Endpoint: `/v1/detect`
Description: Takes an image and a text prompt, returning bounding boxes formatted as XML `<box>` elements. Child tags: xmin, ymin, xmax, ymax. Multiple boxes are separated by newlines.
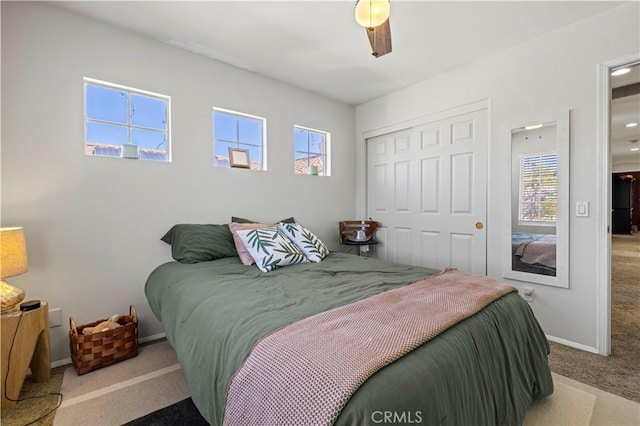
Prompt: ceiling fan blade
<box><xmin>366</xmin><ymin>19</ymin><xmax>392</xmax><ymax>58</ymax></box>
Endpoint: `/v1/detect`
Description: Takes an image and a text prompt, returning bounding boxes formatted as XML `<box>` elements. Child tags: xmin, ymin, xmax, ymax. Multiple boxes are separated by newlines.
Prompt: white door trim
<box><xmin>596</xmin><ymin>54</ymin><xmax>640</xmax><ymax>356</ymax></box>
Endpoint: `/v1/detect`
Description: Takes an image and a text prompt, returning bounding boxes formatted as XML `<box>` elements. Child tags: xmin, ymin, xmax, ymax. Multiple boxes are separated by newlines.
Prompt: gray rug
<box><xmin>123</xmin><ymin>398</ymin><xmax>207</xmax><ymax>426</ymax></box>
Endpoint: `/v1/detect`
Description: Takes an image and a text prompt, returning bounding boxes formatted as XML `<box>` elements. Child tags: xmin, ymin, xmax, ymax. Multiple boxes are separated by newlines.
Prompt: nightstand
<box><xmin>1</xmin><ymin>301</ymin><xmax>51</xmax><ymax>407</ymax></box>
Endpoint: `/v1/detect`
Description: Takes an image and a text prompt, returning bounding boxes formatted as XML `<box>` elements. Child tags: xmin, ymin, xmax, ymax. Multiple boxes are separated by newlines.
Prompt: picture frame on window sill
<box><xmin>229</xmin><ymin>148</ymin><xmax>250</xmax><ymax>169</ymax></box>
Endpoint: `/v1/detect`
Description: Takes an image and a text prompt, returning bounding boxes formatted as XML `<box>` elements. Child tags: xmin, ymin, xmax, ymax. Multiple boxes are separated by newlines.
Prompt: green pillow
<box><xmin>161</xmin><ymin>224</ymin><xmax>238</xmax><ymax>264</ymax></box>
<box><xmin>231</xmin><ymin>216</ymin><xmax>295</xmax><ymax>224</ymax></box>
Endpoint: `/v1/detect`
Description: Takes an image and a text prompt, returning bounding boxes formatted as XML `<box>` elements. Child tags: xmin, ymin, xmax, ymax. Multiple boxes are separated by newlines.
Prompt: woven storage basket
<box><xmin>69</xmin><ymin>305</ymin><xmax>138</xmax><ymax>375</ymax></box>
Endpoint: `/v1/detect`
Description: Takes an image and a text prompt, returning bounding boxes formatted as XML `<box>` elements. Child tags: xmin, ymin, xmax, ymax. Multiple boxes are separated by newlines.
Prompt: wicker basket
<box><xmin>69</xmin><ymin>305</ymin><xmax>138</xmax><ymax>375</ymax></box>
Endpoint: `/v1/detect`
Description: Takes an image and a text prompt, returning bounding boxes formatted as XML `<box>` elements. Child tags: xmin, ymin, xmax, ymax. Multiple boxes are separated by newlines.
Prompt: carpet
<box><xmin>0</xmin><ymin>367</ymin><xmax>64</xmax><ymax>426</ymax></box>
<box><xmin>124</xmin><ymin>385</ymin><xmax>640</xmax><ymax>426</ymax></box>
<box><xmin>81</xmin><ymin>372</ymin><xmax>640</xmax><ymax>426</ymax></box>
<box><xmin>53</xmin><ymin>340</ymin><xmax>189</xmax><ymax>426</ymax></box>
<box><xmin>548</xmin><ymin>234</ymin><xmax>640</xmax><ymax>403</ymax></box>
<box><xmin>49</xmin><ymin>340</ymin><xmax>639</xmax><ymax>426</ymax></box>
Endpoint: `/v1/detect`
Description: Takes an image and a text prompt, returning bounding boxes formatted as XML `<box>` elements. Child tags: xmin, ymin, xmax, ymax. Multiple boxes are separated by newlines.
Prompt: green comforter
<box><xmin>145</xmin><ymin>252</ymin><xmax>553</xmax><ymax>425</ymax></box>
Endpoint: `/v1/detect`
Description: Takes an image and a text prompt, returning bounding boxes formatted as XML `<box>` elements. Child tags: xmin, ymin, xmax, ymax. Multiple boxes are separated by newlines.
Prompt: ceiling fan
<box><xmin>355</xmin><ymin>0</ymin><xmax>392</xmax><ymax>58</ymax></box>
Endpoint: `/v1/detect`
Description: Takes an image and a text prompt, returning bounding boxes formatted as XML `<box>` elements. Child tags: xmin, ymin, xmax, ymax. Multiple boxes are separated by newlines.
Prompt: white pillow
<box><xmin>278</xmin><ymin>222</ymin><xmax>329</xmax><ymax>263</ymax></box>
<box><xmin>235</xmin><ymin>226</ymin><xmax>309</xmax><ymax>272</ymax></box>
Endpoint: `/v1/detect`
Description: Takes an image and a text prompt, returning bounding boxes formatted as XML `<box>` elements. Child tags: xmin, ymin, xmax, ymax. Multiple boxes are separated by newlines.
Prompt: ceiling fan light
<box><xmin>355</xmin><ymin>0</ymin><xmax>390</xmax><ymax>28</ymax></box>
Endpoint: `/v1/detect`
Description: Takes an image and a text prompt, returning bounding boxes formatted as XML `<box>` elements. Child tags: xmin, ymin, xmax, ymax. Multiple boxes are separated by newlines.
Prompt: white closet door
<box><xmin>366</xmin><ymin>108</ymin><xmax>488</xmax><ymax>274</ymax></box>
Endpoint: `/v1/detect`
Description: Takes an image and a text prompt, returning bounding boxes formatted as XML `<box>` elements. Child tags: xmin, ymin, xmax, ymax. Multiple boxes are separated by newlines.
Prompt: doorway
<box><xmin>595</xmin><ymin>56</ymin><xmax>639</xmax><ymax>356</ymax></box>
<box><xmin>609</xmin><ymin>62</ymin><xmax>640</xmax><ymax>363</ymax></box>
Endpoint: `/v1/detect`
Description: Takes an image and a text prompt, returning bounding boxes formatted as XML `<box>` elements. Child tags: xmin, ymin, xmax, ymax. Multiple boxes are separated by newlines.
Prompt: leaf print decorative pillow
<box><xmin>235</xmin><ymin>226</ymin><xmax>309</xmax><ymax>272</ymax></box>
<box><xmin>278</xmin><ymin>222</ymin><xmax>330</xmax><ymax>263</ymax></box>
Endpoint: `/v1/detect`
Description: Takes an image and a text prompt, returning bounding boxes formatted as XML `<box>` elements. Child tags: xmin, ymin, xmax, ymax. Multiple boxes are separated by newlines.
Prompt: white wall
<box><xmin>1</xmin><ymin>2</ymin><xmax>355</xmax><ymax>363</ymax></box>
<box><xmin>356</xmin><ymin>3</ymin><xmax>639</xmax><ymax>351</ymax></box>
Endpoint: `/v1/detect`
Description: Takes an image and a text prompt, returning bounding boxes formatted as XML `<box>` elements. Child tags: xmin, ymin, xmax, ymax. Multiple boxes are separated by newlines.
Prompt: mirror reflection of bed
<box><xmin>511</xmin><ymin>232</ymin><xmax>556</xmax><ymax>276</ymax></box>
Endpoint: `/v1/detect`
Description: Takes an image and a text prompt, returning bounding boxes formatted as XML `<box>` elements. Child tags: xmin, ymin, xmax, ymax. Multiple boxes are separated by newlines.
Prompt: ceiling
<box><xmin>51</xmin><ymin>1</ymin><xmax>623</xmax><ymax>106</ymax></box>
<box><xmin>50</xmin><ymin>1</ymin><xmax>636</xmax><ymax>167</ymax></box>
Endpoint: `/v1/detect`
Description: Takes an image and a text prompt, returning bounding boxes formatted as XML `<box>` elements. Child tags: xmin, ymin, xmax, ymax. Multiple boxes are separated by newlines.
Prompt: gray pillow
<box><xmin>161</xmin><ymin>224</ymin><xmax>238</xmax><ymax>264</ymax></box>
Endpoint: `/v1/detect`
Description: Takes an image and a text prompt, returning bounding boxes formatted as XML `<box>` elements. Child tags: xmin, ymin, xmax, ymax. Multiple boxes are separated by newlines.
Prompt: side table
<box><xmin>1</xmin><ymin>300</ymin><xmax>51</xmax><ymax>407</ymax></box>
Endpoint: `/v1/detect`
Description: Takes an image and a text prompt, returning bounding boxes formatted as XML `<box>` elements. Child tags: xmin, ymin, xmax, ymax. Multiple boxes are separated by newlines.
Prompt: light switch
<box><xmin>576</xmin><ymin>201</ymin><xmax>589</xmax><ymax>217</ymax></box>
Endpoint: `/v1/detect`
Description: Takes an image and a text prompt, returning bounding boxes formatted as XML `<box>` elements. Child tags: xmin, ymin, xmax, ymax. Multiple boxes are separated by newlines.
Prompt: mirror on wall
<box><xmin>503</xmin><ymin>112</ymin><xmax>569</xmax><ymax>288</ymax></box>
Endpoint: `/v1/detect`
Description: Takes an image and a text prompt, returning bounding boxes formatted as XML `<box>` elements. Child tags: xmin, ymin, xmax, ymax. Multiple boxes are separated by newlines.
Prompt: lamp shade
<box><xmin>355</xmin><ymin>0</ymin><xmax>390</xmax><ymax>28</ymax></box>
<box><xmin>1</xmin><ymin>227</ymin><xmax>28</xmax><ymax>279</ymax></box>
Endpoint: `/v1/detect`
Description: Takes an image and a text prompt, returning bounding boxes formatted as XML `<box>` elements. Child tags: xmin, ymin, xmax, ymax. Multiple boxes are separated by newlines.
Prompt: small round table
<box><xmin>342</xmin><ymin>238</ymin><xmax>379</xmax><ymax>256</ymax></box>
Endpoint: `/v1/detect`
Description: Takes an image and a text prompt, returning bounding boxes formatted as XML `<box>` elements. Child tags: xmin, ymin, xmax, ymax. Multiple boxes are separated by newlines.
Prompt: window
<box><xmin>519</xmin><ymin>153</ymin><xmax>558</xmax><ymax>223</ymax></box>
<box><xmin>294</xmin><ymin>126</ymin><xmax>330</xmax><ymax>176</ymax></box>
<box><xmin>84</xmin><ymin>78</ymin><xmax>170</xmax><ymax>161</ymax></box>
<box><xmin>213</xmin><ymin>108</ymin><xmax>265</xmax><ymax>170</ymax></box>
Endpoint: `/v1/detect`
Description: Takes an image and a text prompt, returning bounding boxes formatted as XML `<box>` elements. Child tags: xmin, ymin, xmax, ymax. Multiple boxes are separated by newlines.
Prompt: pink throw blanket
<box><xmin>515</xmin><ymin>235</ymin><xmax>556</xmax><ymax>268</ymax></box>
<box><xmin>223</xmin><ymin>269</ymin><xmax>516</xmax><ymax>426</ymax></box>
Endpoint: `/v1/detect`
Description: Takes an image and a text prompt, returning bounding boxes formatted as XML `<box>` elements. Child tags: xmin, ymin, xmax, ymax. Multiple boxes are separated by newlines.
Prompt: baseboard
<box><xmin>50</xmin><ymin>332</ymin><xmax>167</xmax><ymax>368</ymax></box>
<box><xmin>139</xmin><ymin>332</ymin><xmax>166</xmax><ymax>344</ymax></box>
<box><xmin>52</xmin><ymin>357</ymin><xmax>72</xmax><ymax>368</ymax></box>
<box><xmin>546</xmin><ymin>334</ymin><xmax>600</xmax><ymax>355</ymax></box>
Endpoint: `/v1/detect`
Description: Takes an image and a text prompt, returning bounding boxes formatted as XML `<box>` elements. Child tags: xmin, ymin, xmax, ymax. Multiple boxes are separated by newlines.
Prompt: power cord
<box><xmin>4</xmin><ymin>310</ymin><xmax>64</xmax><ymax>425</ymax></box>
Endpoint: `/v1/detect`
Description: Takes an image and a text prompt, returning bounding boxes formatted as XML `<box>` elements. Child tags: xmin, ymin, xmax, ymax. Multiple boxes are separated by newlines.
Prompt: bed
<box><xmin>511</xmin><ymin>232</ymin><xmax>557</xmax><ymax>276</ymax></box>
<box><xmin>146</xmin><ymin>246</ymin><xmax>553</xmax><ymax>425</ymax></box>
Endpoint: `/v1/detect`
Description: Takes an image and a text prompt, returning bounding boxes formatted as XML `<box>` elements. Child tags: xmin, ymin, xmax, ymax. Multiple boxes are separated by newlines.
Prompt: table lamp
<box><xmin>0</xmin><ymin>227</ymin><xmax>28</xmax><ymax>312</ymax></box>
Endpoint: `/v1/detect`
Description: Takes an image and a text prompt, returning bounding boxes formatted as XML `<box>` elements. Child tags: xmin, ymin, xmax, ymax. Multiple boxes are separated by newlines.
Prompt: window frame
<box><xmin>293</xmin><ymin>125</ymin><xmax>331</xmax><ymax>176</ymax></box>
<box><xmin>83</xmin><ymin>77</ymin><xmax>171</xmax><ymax>162</ymax></box>
<box><xmin>518</xmin><ymin>151</ymin><xmax>558</xmax><ymax>226</ymax></box>
<box><xmin>212</xmin><ymin>107</ymin><xmax>267</xmax><ymax>170</ymax></box>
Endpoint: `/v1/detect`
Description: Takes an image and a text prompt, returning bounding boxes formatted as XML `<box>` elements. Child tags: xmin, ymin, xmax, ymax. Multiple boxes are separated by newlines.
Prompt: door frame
<box><xmin>356</xmin><ymin>98</ymin><xmax>490</xmax><ymax>260</ymax></box>
<box><xmin>596</xmin><ymin>54</ymin><xmax>640</xmax><ymax>356</ymax></box>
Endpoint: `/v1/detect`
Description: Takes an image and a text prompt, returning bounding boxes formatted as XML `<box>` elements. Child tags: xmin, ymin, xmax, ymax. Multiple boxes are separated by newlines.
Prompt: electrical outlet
<box><xmin>522</xmin><ymin>287</ymin><xmax>534</xmax><ymax>303</ymax></box>
<box><xmin>49</xmin><ymin>308</ymin><xmax>62</xmax><ymax>328</ymax></box>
